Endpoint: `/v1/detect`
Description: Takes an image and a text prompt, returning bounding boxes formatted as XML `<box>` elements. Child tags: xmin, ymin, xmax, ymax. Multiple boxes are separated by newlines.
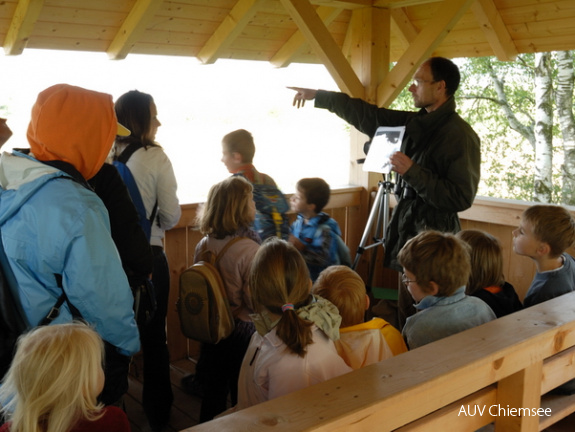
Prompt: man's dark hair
<box><xmin>428</xmin><ymin>57</ymin><xmax>460</xmax><ymax>97</ymax></box>
<box><xmin>297</xmin><ymin>178</ymin><xmax>330</xmax><ymax>213</ymax></box>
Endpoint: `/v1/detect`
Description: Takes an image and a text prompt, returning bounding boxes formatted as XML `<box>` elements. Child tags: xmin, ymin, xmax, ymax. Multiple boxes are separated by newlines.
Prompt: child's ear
<box><xmin>232</xmin><ymin>152</ymin><xmax>243</xmax><ymax>163</ymax></box>
<box><xmin>364</xmin><ymin>294</ymin><xmax>370</xmax><ymax>311</ymax></box>
<box><xmin>428</xmin><ymin>281</ymin><xmax>440</xmax><ymax>296</ymax></box>
<box><xmin>536</xmin><ymin>242</ymin><xmax>551</xmax><ymax>257</ymax></box>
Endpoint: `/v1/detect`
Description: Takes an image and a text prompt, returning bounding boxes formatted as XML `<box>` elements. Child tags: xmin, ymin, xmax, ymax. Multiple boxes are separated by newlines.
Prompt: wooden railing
<box><xmin>182</xmin><ymin>292</ymin><xmax>575</xmax><ymax>432</ymax></box>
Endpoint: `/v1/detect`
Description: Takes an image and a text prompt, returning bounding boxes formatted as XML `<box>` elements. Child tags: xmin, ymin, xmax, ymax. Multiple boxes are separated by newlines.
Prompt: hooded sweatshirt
<box><xmin>27</xmin><ymin>84</ymin><xmax>120</xmax><ymax>180</ymax></box>
<box><xmin>0</xmin><ymin>84</ymin><xmax>139</xmax><ymax>356</ymax></box>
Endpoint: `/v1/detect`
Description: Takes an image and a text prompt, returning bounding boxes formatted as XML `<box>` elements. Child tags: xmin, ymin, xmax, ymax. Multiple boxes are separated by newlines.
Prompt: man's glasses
<box><xmin>411</xmin><ymin>78</ymin><xmax>437</xmax><ymax>87</ymax></box>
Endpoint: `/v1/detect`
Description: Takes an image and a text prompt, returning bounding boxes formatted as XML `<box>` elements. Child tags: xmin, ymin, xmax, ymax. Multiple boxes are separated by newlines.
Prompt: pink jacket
<box><xmin>236</xmin><ymin>325</ymin><xmax>352</xmax><ymax>409</ymax></box>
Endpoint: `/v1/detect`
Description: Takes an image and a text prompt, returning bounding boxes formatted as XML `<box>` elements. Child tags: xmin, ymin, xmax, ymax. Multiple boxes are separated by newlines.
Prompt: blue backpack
<box><xmin>113</xmin><ymin>143</ymin><xmax>158</xmax><ymax>241</ymax></box>
<box><xmin>235</xmin><ymin>173</ymin><xmax>290</xmax><ymax>241</ymax></box>
<box><xmin>314</xmin><ymin>215</ymin><xmax>352</xmax><ymax>267</ymax></box>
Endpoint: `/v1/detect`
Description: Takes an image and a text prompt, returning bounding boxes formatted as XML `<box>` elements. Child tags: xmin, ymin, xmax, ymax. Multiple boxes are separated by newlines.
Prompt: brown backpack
<box><xmin>177</xmin><ymin>237</ymin><xmax>243</xmax><ymax>344</ymax></box>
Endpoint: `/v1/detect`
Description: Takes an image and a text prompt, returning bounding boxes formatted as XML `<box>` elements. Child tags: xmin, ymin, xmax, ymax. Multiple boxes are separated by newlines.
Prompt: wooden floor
<box><xmin>126</xmin><ymin>356</ymin><xmax>201</xmax><ymax>432</ymax></box>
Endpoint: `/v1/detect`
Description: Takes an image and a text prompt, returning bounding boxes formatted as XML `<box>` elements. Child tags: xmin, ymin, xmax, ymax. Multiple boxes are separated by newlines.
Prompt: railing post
<box><xmin>494</xmin><ymin>361</ymin><xmax>543</xmax><ymax>432</ymax></box>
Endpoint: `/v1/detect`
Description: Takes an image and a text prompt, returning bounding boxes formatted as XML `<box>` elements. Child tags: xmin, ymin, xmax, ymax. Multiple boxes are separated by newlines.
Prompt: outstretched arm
<box><xmin>288</xmin><ymin>87</ymin><xmax>318</xmax><ymax>108</ymax></box>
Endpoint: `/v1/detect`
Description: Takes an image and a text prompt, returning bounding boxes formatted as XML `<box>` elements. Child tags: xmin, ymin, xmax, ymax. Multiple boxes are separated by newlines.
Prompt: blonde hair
<box><xmin>0</xmin><ymin>322</ymin><xmax>105</xmax><ymax>432</ymax></box>
<box><xmin>249</xmin><ymin>238</ymin><xmax>313</xmax><ymax>357</ymax></box>
<box><xmin>522</xmin><ymin>205</ymin><xmax>575</xmax><ymax>257</ymax></box>
<box><xmin>456</xmin><ymin>229</ymin><xmax>505</xmax><ymax>295</ymax></box>
<box><xmin>397</xmin><ymin>230</ymin><xmax>471</xmax><ymax>297</ymax></box>
<box><xmin>198</xmin><ymin>176</ymin><xmax>254</xmax><ymax>238</ymax></box>
<box><xmin>222</xmin><ymin>129</ymin><xmax>255</xmax><ymax>163</ymax></box>
<box><xmin>312</xmin><ymin>266</ymin><xmax>365</xmax><ymax>327</ymax></box>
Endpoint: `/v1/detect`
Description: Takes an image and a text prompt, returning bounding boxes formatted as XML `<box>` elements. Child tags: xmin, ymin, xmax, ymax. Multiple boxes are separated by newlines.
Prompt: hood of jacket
<box><xmin>0</xmin><ymin>151</ymin><xmax>68</xmax><ymax>225</ymax></box>
<box><xmin>26</xmin><ymin>84</ymin><xmax>119</xmax><ymax>180</ymax></box>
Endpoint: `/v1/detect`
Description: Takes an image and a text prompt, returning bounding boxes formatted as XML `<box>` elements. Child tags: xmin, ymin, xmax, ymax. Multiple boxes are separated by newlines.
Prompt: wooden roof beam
<box><xmin>377</xmin><ymin>0</ymin><xmax>476</xmax><ymax>107</ymax></box>
<box><xmin>374</xmin><ymin>0</ymin><xmax>440</xmax><ymax>7</ymax></box>
<box><xmin>270</xmin><ymin>6</ymin><xmax>343</xmax><ymax>68</ymax></box>
<box><xmin>107</xmin><ymin>0</ymin><xmax>164</xmax><ymax>60</ymax></box>
<box><xmin>280</xmin><ymin>0</ymin><xmax>364</xmax><ymax>99</ymax></box>
<box><xmin>310</xmin><ymin>0</ymin><xmax>370</xmax><ymax>7</ymax></box>
<box><xmin>198</xmin><ymin>0</ymin><xmax>265</xmax><ymax>65</ymax></box>
<box><xmin>3</xmin><ymin>0</ymin><xmax>44</xmax><ymax>56</ymax></box>
<box><xmin>390</xmin><ymin>7</ymin><xmax>419</xmax><ymax>47</ymax></box>
<box><xmin>471</xmin><ymin>0</ymin><xmax>518</xmax><ymax>61</ymax></box>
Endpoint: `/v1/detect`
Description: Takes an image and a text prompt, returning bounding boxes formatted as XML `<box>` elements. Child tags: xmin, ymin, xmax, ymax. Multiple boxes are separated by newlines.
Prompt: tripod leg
<box><xmin>352</xmin><ymin>183</ymin><xmax>384</xmax><ymax>269</ymax></box>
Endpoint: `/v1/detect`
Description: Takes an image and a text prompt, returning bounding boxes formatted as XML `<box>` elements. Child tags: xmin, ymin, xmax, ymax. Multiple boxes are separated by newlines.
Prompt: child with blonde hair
<box><xmin>0</xmin><ymin>323</ymin><xmax>129</xmax><ymax>432</ymax></box>
<box><xmin>236</xmin><ymin>238</ymin><xmax>351</xmax><ymax>409</ymax></box>
<box><xmin>313</xmin><ymin>266</ymin><xmax>406</xmax><ymax>369</ymax></box>
<box><xmin>398</xmin><ymin>230</ymin><xmax>496</xmax><ymax>349</ymax></box>
<box><xmin>456</xmin><ymin>229</ymin><xmax>522</xmax><ymax>317</ymax></box>
<box><xmin>192</xmin><ymin>175</ymin><xmax>260</xmax><ymax>421</ymax></box>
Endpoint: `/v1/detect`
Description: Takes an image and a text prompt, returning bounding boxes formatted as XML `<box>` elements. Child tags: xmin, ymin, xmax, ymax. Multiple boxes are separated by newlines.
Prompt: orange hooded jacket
<box><xmin>26</xmin><ymin>84</ymin><xmax>128</xmax><ymax>180</ymax></box>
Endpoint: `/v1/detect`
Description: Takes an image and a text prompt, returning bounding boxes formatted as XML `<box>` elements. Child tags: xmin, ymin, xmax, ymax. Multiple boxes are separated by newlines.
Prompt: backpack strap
<box><xmin>38</xmin><ymin>274</ymin><xmax>82</xmax><ymax>326</ymax></box>
<box><xmin>114</xmin><ymin>143</ymin><xmax>159</xmax><ymax>234</ymax></box>
<box><xmin>115</xmin><ymin>142</ymin><xmax>144</xmax><ymax>164</ymax></box>
<box><xmin>215</xmin><ymin>237</ymin><xmax>245</xmax><ymax>266</ymax></box>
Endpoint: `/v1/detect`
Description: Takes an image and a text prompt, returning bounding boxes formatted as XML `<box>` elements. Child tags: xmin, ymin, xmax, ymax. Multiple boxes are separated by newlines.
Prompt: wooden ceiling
<box><xmin>1</xmin><ymin>0</ymin><xmax>574</xmax><ymax>103</ymax></box>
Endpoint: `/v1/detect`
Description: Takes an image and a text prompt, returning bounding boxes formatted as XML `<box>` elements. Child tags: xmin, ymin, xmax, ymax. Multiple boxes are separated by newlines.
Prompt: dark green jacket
<box><xmin>315</xmin><ymin>90</ymin><xmax>480</xmax><ymax>271</ymax></box>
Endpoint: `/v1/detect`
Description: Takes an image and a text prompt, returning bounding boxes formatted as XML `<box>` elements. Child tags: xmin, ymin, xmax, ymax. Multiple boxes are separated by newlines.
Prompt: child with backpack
<box><xmin>289</xmin><ymin>177</ymin><xmax>350</xmax><ymax>281</ymax></box>
<box><xmin>0</xmin><ymin>322</ymin><xmax>130</xmax><ymax>432</ymax></box>
<box><xmin>191</xmin><ymin>175</ymin><xmax>260</xmax><ymax>422</ymax></box>
<box><xmin>235</xmin><ymin>238</ymin><xmax>351</xmax><ymax>409</ymax></box>
<box><xmin>221</xmin><ymin>129</ymin><xmax>290</xmax><ymax>241</ymax></box>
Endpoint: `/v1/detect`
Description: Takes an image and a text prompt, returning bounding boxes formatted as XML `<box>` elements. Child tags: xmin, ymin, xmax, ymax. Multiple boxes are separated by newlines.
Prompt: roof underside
<box><xmin>1</xmin><ymin>0</ymin><xmax>573</xmax><ymax>104</ymax></box>
<box><xmin>1</xmin><ymin>0</ymin><xmax>573</xmax><ymax>63</ymax></box>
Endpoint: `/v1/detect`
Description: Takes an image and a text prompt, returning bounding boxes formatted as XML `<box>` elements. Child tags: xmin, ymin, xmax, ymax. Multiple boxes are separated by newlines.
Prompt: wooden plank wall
<box><xmin>164</xmin><ymin>188</ymin><xmax>575</xmax><ymax>363</ymax></box>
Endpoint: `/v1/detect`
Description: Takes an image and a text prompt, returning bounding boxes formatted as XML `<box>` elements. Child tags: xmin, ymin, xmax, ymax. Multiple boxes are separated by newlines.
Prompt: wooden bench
<box><xmin>182</xmin><ymin>291</ymin><xmax>575</xmax><ymax>432</ymax></box>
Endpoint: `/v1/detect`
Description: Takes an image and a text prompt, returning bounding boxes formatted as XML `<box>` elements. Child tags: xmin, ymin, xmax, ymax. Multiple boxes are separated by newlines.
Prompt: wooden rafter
<box><xmin>198</xmin><ymin>0</ymin><xmax>265</xmax><ymax>65</ymax></box>
<box><xmin>472</xmin><ymin>0</ymin><xmax>518</xmax><ymax>61</ymax></box>
<box><xmin>270</xmin><ymin>6</ymin><xmax>343</xmax><ymax>68</ymax></box>
<box><xmin>107</xmin><ymin>0</ymin><xmax>164</xmax><ymax>60</ymax></box>
<box><xmin>3</xmin><ymin>0</ymin><xmax>44</xmax><ymax>56</ymax></box>
<box><xmin>377</xmin><ymin>0</ymin><xmax>477</xmax><ymax>107</ymax></box>
<box><xmin>280</xmin><ymin>0</ymin><xmax>364</xmax><ymax>98</ymax></box>
<box><xmin>311</xmin><ymin>0</ymin><xmax>370</xmax><ymax>7</ymax></box>
<box><xmin>390</xmin><ymin>7</ymin><xmax>418</xmax><ymax>48</ymax></box>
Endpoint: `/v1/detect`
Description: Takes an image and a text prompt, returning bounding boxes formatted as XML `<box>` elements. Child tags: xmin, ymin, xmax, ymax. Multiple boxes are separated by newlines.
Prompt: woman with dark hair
<box><xmin>113</xmin><ymin>90</ymin><xmax>181</xmax><ymax>432</ymax></box>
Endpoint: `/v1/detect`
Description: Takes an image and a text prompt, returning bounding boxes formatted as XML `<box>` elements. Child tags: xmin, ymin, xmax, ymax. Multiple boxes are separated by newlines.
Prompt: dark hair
<box><xmin>296</xmin><ymin>178</ymin><xmax>330</xmax><ymax>213</ymax></box>
<box><xmin>427</xmin><ymin>57</ymin><xmax>460</xmax><ymax>97</ymax></box>
<box><xmin>114</xmin><ymin>90</ymin><xmax>157</xmax><ymax>148</ymax></box>
<box><xmin>222</xmin><ymin>129</ymin><xmax>255</xmax><ymax>163</ymax></box>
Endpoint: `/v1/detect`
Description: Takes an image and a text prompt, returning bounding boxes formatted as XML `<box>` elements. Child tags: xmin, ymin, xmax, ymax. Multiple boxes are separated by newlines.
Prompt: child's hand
<box><xmin>288</xmin><ymin>234</ymin><xmax>305</xmax><ymax>251</ymax></box>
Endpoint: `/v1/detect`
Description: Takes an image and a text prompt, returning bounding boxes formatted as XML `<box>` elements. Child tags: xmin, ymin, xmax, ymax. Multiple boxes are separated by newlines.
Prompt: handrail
<box><xmin>182</xmin><ymin>292</ymin><xmax>575</xmax><ymax>431</ymax></box>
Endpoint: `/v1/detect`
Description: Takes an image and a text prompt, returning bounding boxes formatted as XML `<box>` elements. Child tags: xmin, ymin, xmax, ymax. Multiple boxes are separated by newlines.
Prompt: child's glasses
<box><xmin>401</xmin><ymin>274</ymin><xmax>417</xmax><ymax>286</ymax></box>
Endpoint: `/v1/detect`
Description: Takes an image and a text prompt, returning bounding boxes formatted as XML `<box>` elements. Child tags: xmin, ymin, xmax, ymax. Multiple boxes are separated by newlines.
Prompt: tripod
<box><xmin>352</xmin><ymin>173</ymin><xmax>395</xmax><ymax>289</ymax></box>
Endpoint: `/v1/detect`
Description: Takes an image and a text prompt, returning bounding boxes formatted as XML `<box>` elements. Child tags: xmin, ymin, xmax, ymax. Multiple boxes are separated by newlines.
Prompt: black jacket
<box><xmin>89</xmin><ymin>163</ymin><xmax>154</xmax><ymax>279</ymax></box>
<box><xmin>315</xmin><ymin>91</ymin><xmax>481</xmax><ymax>271</ymax></box>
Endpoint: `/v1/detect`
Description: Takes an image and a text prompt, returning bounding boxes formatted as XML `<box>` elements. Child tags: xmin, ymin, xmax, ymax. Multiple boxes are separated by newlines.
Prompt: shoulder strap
<box><xmin>116</xmin><ymin>142</ymin><xmax>144</xmax><ymax>164</ymax></box>
<box><xmin>215</xmin><ymin>237</ymin><xmax>245</xmax><ymax>266</ymax></box>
